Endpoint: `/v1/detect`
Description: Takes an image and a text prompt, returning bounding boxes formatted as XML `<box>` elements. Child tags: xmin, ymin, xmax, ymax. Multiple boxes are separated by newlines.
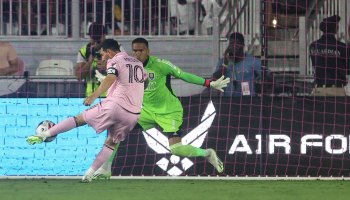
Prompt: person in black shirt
<box><xmin>309</xmin><ymin>15</ymin><xmax>348</xmax><ymax>96</ymax></box>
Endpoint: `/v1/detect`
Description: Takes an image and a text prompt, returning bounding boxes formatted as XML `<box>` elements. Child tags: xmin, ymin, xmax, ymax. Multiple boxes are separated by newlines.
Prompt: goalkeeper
<box><xmin>93</xmin><ymin>37</ymin><xmax>230</xmax><ymax>179</ymax></box>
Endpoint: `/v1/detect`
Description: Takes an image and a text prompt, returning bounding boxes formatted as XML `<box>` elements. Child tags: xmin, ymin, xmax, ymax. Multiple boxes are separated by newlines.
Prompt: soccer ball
<box><xmin>36</xmin><ymin>120</ymin><xmax>56</xmax><ymax>142</ymax></box>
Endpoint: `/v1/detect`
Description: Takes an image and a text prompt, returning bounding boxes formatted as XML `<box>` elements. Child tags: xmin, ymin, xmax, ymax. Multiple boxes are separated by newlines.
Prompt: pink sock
<box><xmin>49</xmin><ymin>117</ymin><xmax>76</xmax><ymax>137</ymax></box>
<box><xmin>91</xmin><ymin>146</ymin><xmax>114</xmax><ymax>171</ymax></box>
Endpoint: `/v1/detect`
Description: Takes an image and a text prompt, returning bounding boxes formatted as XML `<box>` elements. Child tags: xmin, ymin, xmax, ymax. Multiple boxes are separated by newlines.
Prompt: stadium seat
<box><xmin>36</xmin><ymin>60</ymin><xmax>74</xmax><ymax>76</ymax></box>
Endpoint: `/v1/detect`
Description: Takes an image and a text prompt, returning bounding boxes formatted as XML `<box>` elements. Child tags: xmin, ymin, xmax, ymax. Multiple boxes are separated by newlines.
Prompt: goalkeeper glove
<box><xmin>206</xmin><ymin>75</ymin><xmax>230</xmax><ymax>92</ymax></box>
<box><xmin>95</xmin><ymin>70</ymin><xmax>106</xmax><ymax>83</ymax></box>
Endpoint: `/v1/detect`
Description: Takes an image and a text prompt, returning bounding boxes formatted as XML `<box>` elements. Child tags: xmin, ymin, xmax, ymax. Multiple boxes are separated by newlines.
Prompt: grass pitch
<box><xmin>0</xmin><ymin>179</ymin><xmax>349</xmax><ymax>200</ymax></box>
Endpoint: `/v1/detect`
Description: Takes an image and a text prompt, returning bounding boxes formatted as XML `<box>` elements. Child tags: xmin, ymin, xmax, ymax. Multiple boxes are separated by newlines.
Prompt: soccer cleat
<box><xmin>81</xmin><ymin>174</ymin><xmax>93</xmax><ymax>183</ymax></box>
<box><xmin>206</xmin><ymin>149</ymin><xmax>224</xmax><ymax>173</ymax></box>
<box><xmin>92</xmin><ymin>168</ymin><xmax>112</xmax><ymax>180</ymax></box>
<box><xmin>26</xmin><ymin>135</ymin><xmax>44</xmax><ymax>145</ymax></box>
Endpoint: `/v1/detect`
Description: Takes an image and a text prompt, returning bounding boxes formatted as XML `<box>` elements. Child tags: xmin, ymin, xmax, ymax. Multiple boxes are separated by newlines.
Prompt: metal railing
<box><xmin>0</xmin><ymin>0</ymin><xmax>229</xmax><ymax>37</ymax></box>
<box><xmin>218</xmin><ymin>0</ymin><xmax>261</xmax><ymax>57</ymax></box>
<box><xmin>0</xmin><ymin>0</ymin><xmax>69</xmax><ymax>36</ymax></box>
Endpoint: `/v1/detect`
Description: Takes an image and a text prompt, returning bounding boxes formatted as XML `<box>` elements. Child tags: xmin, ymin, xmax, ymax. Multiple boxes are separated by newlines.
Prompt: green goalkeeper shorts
<box><xmin>138</xmin><ymin>107</ymin><xmax>183</xmax><ymax>133</ymax></box>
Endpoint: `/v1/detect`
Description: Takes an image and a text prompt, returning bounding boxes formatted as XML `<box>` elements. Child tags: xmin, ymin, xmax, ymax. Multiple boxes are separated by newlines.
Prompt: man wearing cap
<box><xmin>309</xmin><ymin>15</ymin><xmax>348</xmax><ymax>96</ymax></box>
<box><xmin>75</xmin><ymin>22</ymin><xmax>107</xmax><ymax>97</ymax></box>
<box><xmin>211</xmin><ymin>32</ymin><xmax>262</xmax><ymax>96</ymax></box>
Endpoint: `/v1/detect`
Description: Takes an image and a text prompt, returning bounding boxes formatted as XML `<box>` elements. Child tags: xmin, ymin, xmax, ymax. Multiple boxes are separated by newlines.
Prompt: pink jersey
<box><xmin>106</xmin><ymin>52</ymin><xmax>144</xmax><ymax>113</ymax></box>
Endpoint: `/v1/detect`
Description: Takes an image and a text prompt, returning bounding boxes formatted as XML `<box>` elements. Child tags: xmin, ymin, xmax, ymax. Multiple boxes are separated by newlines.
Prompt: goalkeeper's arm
<box><xmin>177</xmin><ymin>71</ymin><xmax>230</xmax><ymax>93</ymax></box>
<box><xmin>96</xmin><ymin>63</ymin><xmax>231</xmax><ymax>92</ymax></box>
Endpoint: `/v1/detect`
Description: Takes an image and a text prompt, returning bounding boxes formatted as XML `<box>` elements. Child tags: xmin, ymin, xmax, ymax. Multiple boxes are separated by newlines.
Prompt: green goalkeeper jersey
<box><xmin>143</xmin><ymin>56</ymin><xmax>206</xmax><ymax>114</ymax></box>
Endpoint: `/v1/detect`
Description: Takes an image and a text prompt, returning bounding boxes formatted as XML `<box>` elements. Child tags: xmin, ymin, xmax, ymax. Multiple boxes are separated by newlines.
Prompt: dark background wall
<box><xmin>112</xmin><ymin>97</ymin><xmax>350</xmax><ymax>176</ymax></box>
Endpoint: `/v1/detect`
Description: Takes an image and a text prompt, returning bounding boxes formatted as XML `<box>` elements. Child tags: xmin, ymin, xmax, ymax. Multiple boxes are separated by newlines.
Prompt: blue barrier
<box><xmin>0</xmin><ymin>98</ymin><xmax>106</xmax><ymax>176</ymax></box>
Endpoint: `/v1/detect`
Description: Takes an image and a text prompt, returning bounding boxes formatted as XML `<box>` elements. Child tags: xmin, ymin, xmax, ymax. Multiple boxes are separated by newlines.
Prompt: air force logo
<box><xmin>142</xmin><ymin>101</ymin><xmax>216</xmax><ymax>176</ymax></box>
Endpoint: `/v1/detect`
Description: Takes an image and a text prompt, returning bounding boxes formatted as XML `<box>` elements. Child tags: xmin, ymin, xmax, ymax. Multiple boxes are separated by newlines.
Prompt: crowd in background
<box><xmin>1</xmin><ymin>0</ymin><xmax>350</xmax><ymax>97</ymax></box>
<box><xmin>1</xmin><ymin>0</ymin><xmax>227</xmax><ymax>36</ymax></box>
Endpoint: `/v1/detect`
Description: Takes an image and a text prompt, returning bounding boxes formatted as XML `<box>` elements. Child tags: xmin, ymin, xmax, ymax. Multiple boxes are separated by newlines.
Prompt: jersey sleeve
<box><xmin>159</xmin><ymin>59</ymin><xmax>206</xmax><ymax>86</ymax></box>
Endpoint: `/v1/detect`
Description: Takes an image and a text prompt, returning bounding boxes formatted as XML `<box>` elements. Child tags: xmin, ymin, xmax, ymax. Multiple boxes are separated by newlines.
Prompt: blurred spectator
<box><xmin>40</xmin><ymin>0</ymin><xmax>67</xmax><ymax>35</ymax></box>
<box><xmin>113</xmin><ymin>0</ymin><xmax>128</xmax><ymax>34</ymax></box>
<box><xmin>82</xmin><ymin>0</ymin><xmax>110</xmax><ymax>25</ymax></box>
<box><xmin>131</xmin><ymin>0</ymin><xmax>165</xmax><ymax>35</ymax></box>
<box><xmin>14</xmin><ymin>1</ymin><xmax>37</xmax><ymax>35</ymax></box>
<box><xmin>201</xmin><ymin>0</ymin><xmax>227</xmax><ymax>35</ymax></box>
<box><xmin>170</xmin><ymin>0</ymin><xmax>197</xmax><ymax>35</ymax></box>
<box><xmin>211</xmin><ymin>32</ymin><xmax>262</xmax><ymax>97</ymax></box>
<box><xmin>10</xmin><ymin>1</ymin><xmax>67</xmax><ymax>36</ymax></box>
<box><xmin>113</xmin><ymin>0</ymin><xmax>168</xmax><ymax>35</ymax></box>
<box><xmin>79</xmin><ymin>0</ymin><xmax>112</xmax><ymax>36</ymax></box>
<box><xmin>309</xmin><ymin>15</ymin><xmax>348</xmax><ymax>96</ymax></box>
<box><xmin>0</xmin><ymin>42</ymin><xmax>25</xmax><ymax>76</ymax></box>
<box><xmin>75</xmin><ymin>22</ymin><xmax>107</xmax><ymax>97</ymax></box>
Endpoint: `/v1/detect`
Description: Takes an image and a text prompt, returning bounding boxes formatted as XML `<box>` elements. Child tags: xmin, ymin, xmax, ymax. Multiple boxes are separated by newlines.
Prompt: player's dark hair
<box><xmin>101</xmin><ymin>39</ymin><xmax>121</xmax><ymax>52</ymax></box>
<box><xmin>132</xmin><ymin>37</ymin><xmax>149</xmax><ymax>48</ymax></box>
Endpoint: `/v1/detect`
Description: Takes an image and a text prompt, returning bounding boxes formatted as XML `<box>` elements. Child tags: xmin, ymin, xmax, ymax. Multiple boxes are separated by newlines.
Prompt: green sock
<box><xmin>107</xmin><ymin>142</ymin><xmax>120</xmax><ymax>164</ymax></box>
<box><xmin>170</xmin><ymin>143</ymin><xmax>207</xmax><ymax>157</ymax></box>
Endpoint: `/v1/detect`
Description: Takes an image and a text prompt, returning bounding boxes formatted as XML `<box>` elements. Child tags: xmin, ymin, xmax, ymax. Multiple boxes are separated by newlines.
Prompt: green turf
<box><xmin>0</xmin><ymin>179</ymin><xmax>349</xmax><ymax>200</ymax></box>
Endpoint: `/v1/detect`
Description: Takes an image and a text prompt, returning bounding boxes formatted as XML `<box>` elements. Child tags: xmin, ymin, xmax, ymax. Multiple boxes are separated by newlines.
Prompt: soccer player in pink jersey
<box><xmin>26</xmin><ymin>39</ymin><xmax>145</xmax><ymax>183</ymax></box>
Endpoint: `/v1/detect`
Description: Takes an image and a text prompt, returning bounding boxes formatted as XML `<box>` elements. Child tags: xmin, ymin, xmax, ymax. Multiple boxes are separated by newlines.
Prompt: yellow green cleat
<box><xmin>92</xmin><ymin>168</ymin><xmax>112</xmax><ymax>180</ymax></box>
<box><xmin>26</xmin><ymin>135</ymin><xmax>44</xmax><ymax>145</ymax></box>
<box><xmin>206</xmin><ymin>149</ymin><xmax>224</xmax><ymax>174</ymax></box>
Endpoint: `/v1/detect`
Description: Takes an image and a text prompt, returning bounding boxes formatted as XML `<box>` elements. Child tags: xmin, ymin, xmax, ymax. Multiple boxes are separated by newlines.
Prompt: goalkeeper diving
<box><xmin>93</xmin><ymin>37</ymin><xmax>230</xmax><ymax>179</ymax></box>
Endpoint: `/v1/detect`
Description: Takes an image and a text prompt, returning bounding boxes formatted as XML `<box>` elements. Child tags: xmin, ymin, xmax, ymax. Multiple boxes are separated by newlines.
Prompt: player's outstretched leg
<box><xmin>205</xmin><ymin>149</ymin><xmax>224</xmax><ymax>173</ymax></box>
<box><xmin>26</xmin><ymin>117</ymin><xmax>78</xmax><ymax>145</ymax></box>
<box><xmin>169</xmin><ymin>142</ymin><xmax>224</xmax><ymax>173</ymax></box>
<box><xmin>27</xmin><ymin>131</ymin><xmax>50</xmax><ymax>145</ymax></box>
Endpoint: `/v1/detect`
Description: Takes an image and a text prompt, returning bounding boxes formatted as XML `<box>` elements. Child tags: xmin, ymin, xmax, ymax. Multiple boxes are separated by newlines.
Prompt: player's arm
<box><xmin>83</xmin><ymin>67</ymin><xmax>116</xmax><ymax>106</ymax></box>
<box><xmin>0</xmin><ymin>58</ymin><xmax>19</xmax><ymax>75</ymax></box>
<box><xmin>178</xmin><ymin>70</ymin><xmax>208</xmax><ymax>85</ymax></box>
<box><xmin>0</xmin><ymin>45</ymin><xmax>20</xmax><ymax>75</ymax></box>
<box><xmin>160</xmin><ymin>59</ymin><xmax>204</xmax><ymax>85</ymax></box>
<box><xmin>162</xmin><ymin>60</ymin><xmax>230</xmax><ymax>92</ymax></box>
